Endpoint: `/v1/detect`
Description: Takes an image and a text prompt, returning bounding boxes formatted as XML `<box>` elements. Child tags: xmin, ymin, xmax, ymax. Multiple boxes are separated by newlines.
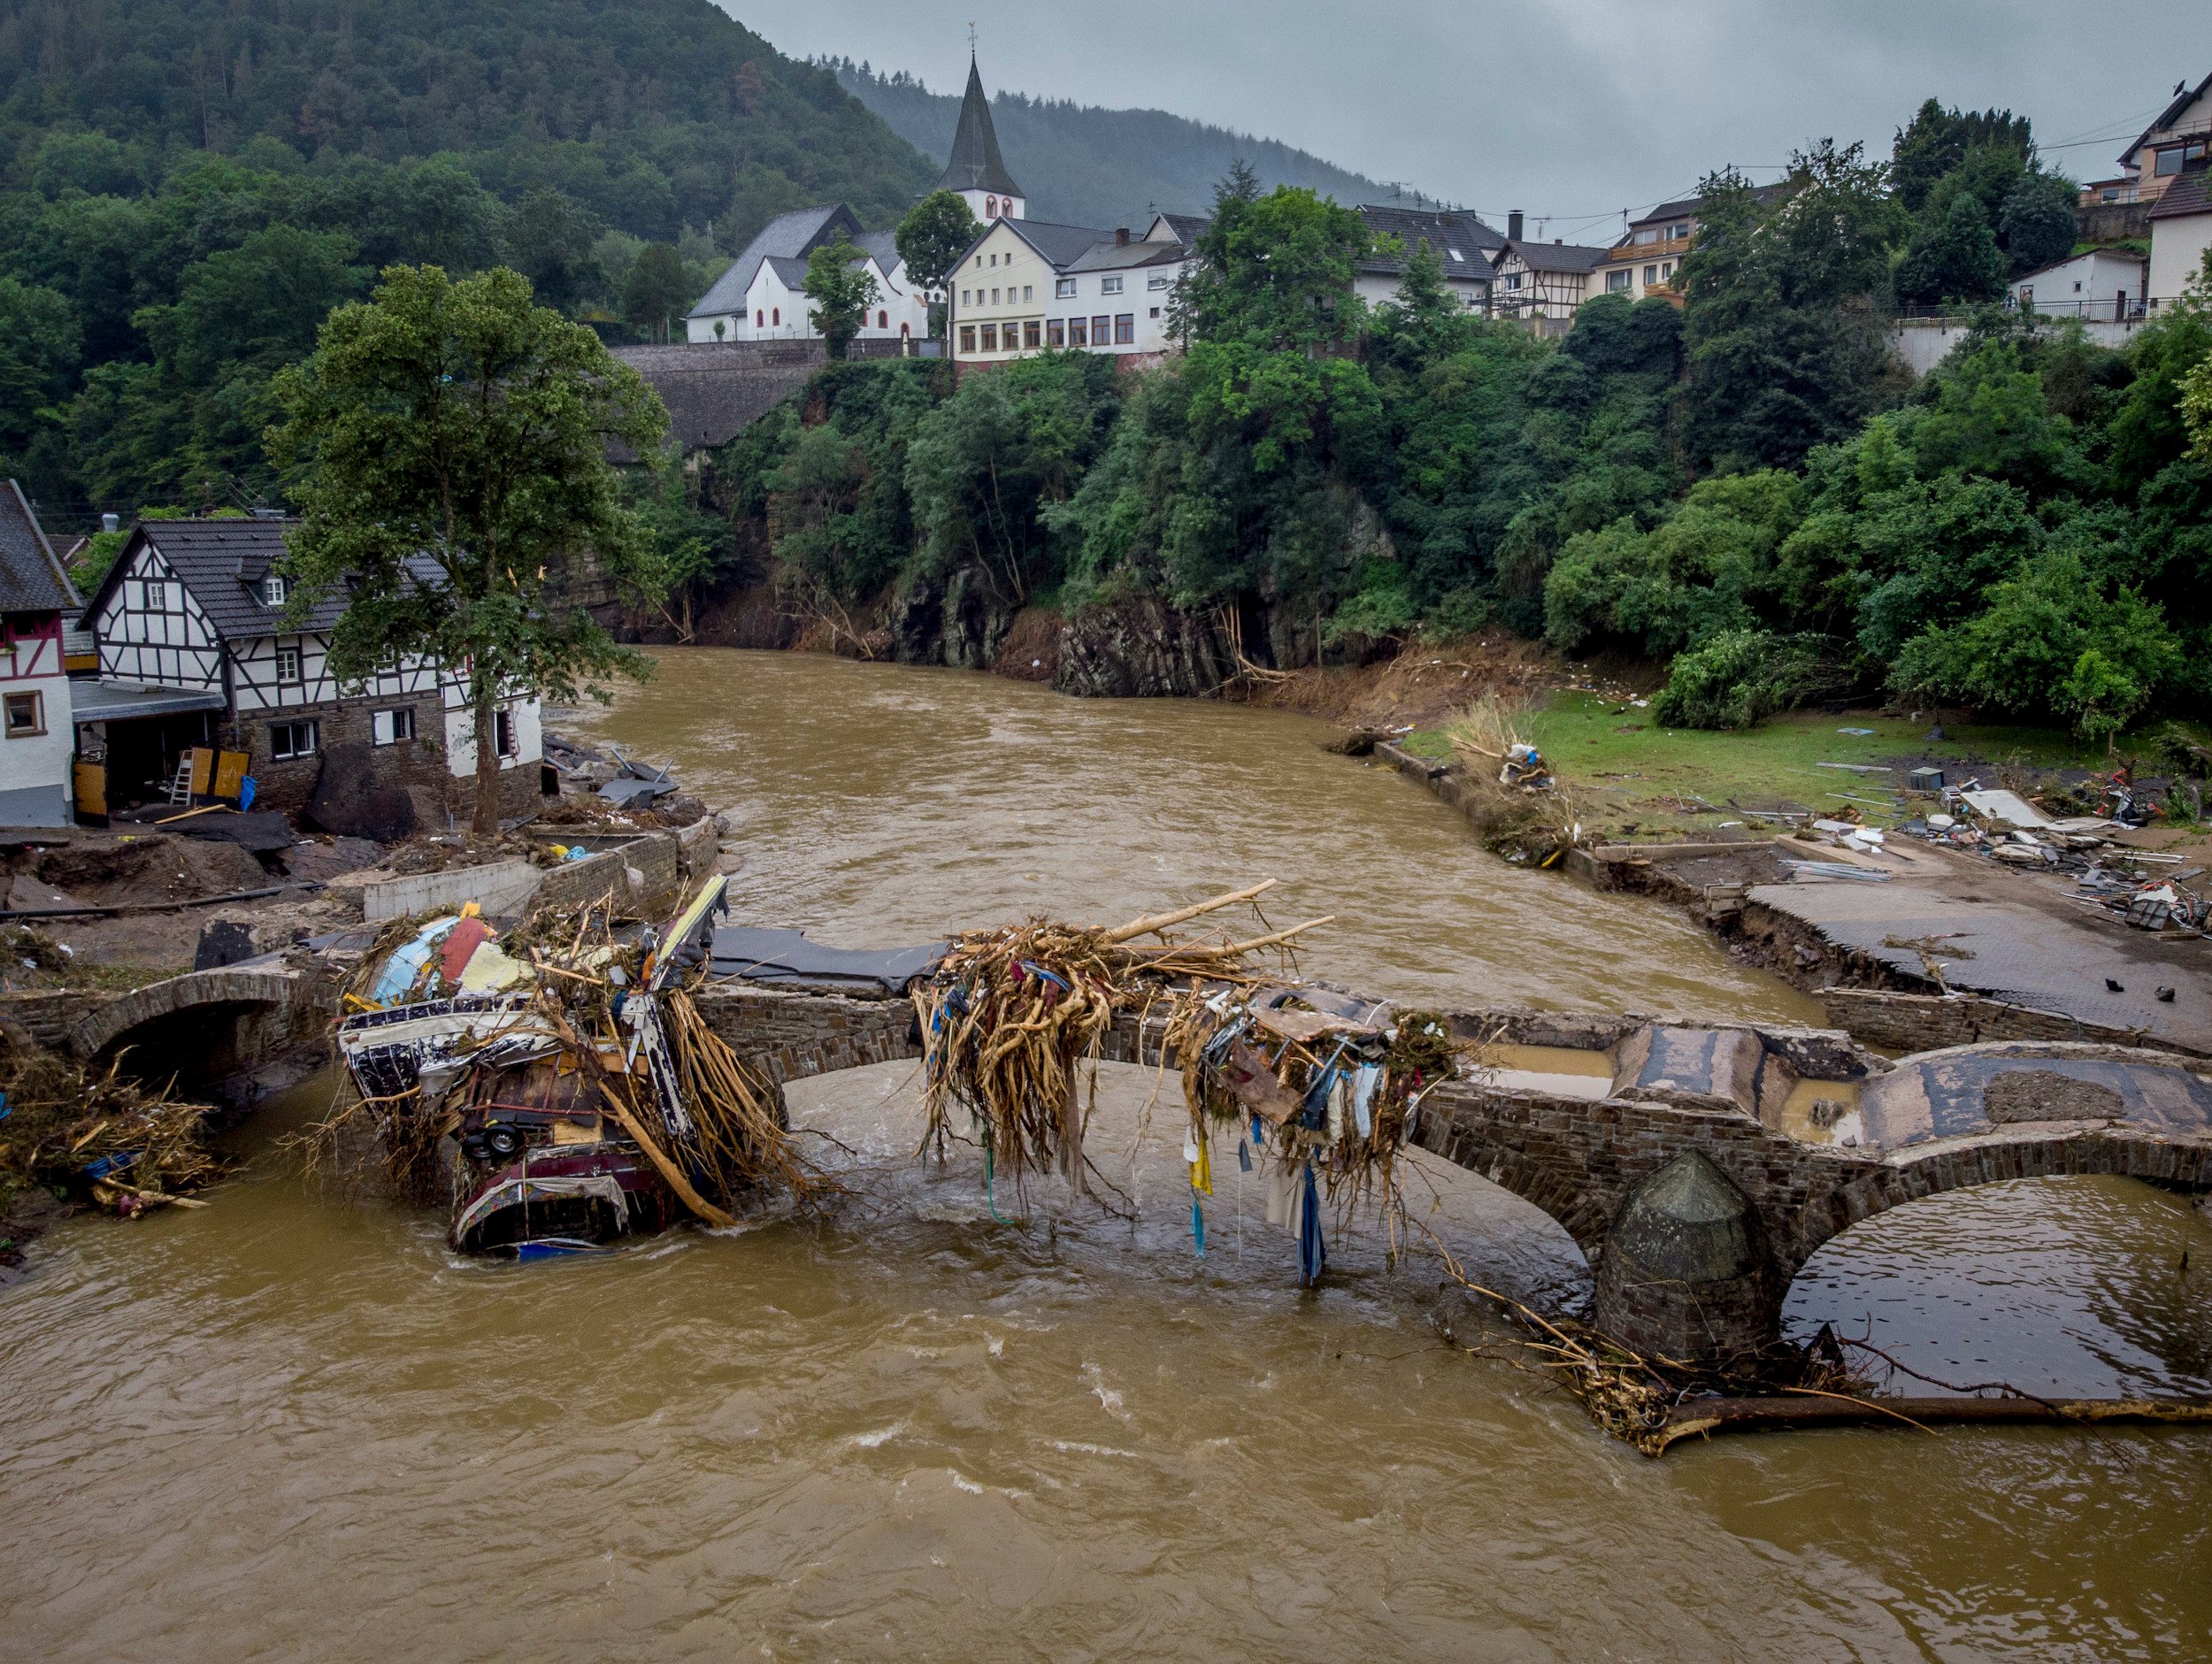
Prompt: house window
<box><xmin>4</xmin><ymin>691</ymin><xmax>43</xmax><ymax>738</ymax></box>
<box><xmin>756</xmin><ymin>309</ymin><xmax>764</xmax><ymax>326</ymax></box>
<box><xmin>269</xmin><ymin>719</ymin><xmax>319</xmax><ymax>761</ymax></box>
<box><xmin>1023</xmin><ymin>285</ymin><xmax>1033</xmax><ymax>303</ymax></box>
<box><xmin>1607</xmin><ymin>269</ymin><xmax>1631</xmax><ymax>292</ymax></box>
<box><xmin>1644</xmin><ymin>265</ymin><xmax>1658</xmax><ymax>285</ymax></box>
<box><xmin>495</xmin><ymin>709</ymin><xmax>517</xmax><ymax>757</ymax></box>
<box><xmin>1149</xmin><ymin>306</ymin><xmax>1161</xmax><ymax>318</ymax></box>
<box><xmin>371</xmin><ymin>707</ymin><xmax>416</xmax><ymax>746</ymax></box>
<box><xmin>1048</xmin><ymin>318</ymin><xmax>1065</xmax><ymax>347</ymax></box>
<box><xmin>876</xmin><ymin>310</ymin><xmax>887</xmax><ymax>328</ymax></box>
<box><xmin>987</xmin><ymin>196</ymin><xmax>998</xmax><ymax>216</ymax></box>
<box><xmin>1092</xmin><ymin>315</ymin><xmax>1110</xmax><ymax>345</ymax></box>
<box><xmin>1114</xmin><ymin>314</ymin><xmax>1134</xmax><ymax>344</ymax></box>
<box><xmin>1068</xmin><ymin>317</ymin><xmax>1088</xmax><ymax>346</ymax></box>
<box><xmin>980</xmin><ymin>323</ymin><xmax>998</xmax><ymax>351</ymax></box>
<box><xmin>1505</xmin><ymin>272</ymin><xmax>1523</xmax><ymax>291</ymax></box>
<box><xmin>1101</xmin><ymin>275</ymin><xmax>1123</xmax><ymax>295</ymax></box>
<box><xmin>959</xmin><ymin>325</ymin><xmax>977</xmax><ymax>352</ymax></box>
<box><xmin>991</xmin><ymin>288</ymin><xmax>1001</xmax><ymax>304</ymax></box>
<box><xmin>1023</xmin><ymin>320</ymin><xmax>1041</xmax><ymax>349</ymax></box>
<box><xmin>275</xmin><ymin>643</ymin><xmax>303</xmax><ymax>683</ymax></box>
<box><xmin>140</xmin><ymin>579</ymin><xmax>167</xmax><ymax>610</ymax></box>
<box><xmin>1056</xmin><ymin>277</ymin><xmax>1077</xmax><ymax>298</ymax></box>
<box><xmin>1148</xmin><ymin>272</ymin><xmax>1170</xmax><ymax>289</ymax></box>
<box><xmin>262</xmin><ymin>574</ymin><xmax>288</xmax><ymax>606</ymax></box>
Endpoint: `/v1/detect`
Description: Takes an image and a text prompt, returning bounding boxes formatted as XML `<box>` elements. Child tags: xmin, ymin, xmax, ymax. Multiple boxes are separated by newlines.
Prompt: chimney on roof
<box><xmin>1116</xmin><ymin>226</ymin><xmax>1129</xmax><ymax>245</ymax></box>
<box><xmin>1508</xmin><ymin>210</ymin><xmax>1524</xmax><ymax>241</ymax></box>
<box><xmin>1554</xmin><ymin>237</ymin><xmax>1563</xmax><ymax>245</ymax></box>
<box><xmin>101</xmin><ymin>512</ymin><xmax>119</xmax><ymax>534</ymax></box>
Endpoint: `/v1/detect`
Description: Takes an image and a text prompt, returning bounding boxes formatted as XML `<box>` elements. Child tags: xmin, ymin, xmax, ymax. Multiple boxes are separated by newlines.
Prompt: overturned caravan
<box><xmin>333</xmin><ymin>876</ymin><xmax>792</xmax><ymax>1256</ymax></box>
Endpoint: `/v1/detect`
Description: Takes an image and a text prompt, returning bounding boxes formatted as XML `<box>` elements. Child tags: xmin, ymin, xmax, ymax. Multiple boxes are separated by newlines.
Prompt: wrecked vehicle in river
<box><xmin>331</xmin><ymin>876</ymin><xmax>811</xmax><ymax>1256</ymax></box>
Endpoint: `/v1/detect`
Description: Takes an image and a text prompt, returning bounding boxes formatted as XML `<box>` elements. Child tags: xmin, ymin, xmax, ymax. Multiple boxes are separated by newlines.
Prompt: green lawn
<box><xmin>1403</xmin><ymin>691</ymin><xmax>2162</xmax><ymax>840</ymax></box>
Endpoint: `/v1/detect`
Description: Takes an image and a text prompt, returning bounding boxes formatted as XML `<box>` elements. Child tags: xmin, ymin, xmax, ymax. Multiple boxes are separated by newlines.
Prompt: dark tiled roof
<box><xmin>1151</xmin><ymin>212</ymin><xmax>1209</xmax><ymax>244</ymax></box>
<box><xmin>853</xmin><ymin>230</ymin><xmax>902</xmax><ymax>273</ymax></box>
<box><xmin>936</xmin><ymin>58</ymin><xmax>1025</xmax><ymax>200</ymax></box>
<box><xmin>1505</xmin><ymin>238</ymin><xmax>1610</xmax><ymax>274</ymax></box>
<box><xmin>84</xmin><ymin>517</ymin><xmax>448</xmax><ymax>641</ymax></box>
<box><xmin>0</xmin><ymin>479</ymin><xmax>78</xmax><ymax>614</ymax></box>
<box><xmin>688</xmin><ymin>203</ymin><xmax>866</xmax><ymax>320</ymax></box>
<box><xmin>1624</xmin><ymin>181</ymin><xmax>1786</xmax><ymax>232</ymax></box>
<box><xmin>1356</xmin><ymin>205</ymin><xmax>1502</xmax><ymax>282</ymax></box>
<box><xmin>1064</xmin><ymin>238</ymin><xmax>1188</xmax><ymax>273</ymax></box>
<box><xmin>2148</xmin><ymin>158</ymin><xmax>2212</xmax><ymax>219</ymax></box>
<box><xmin>762</xmin><ymin>255</ymin><xmax>814</xmax><ymax>287</ymax></box>
<box><xmin>2122</xmin><ymin>73</ymin><xmax>2212</xmax><ymax>167</ymax></box>
<box><xmin>985</xmin><ymin>218</ymin><xmax>1119</xmax><ymax>270</ymax></box>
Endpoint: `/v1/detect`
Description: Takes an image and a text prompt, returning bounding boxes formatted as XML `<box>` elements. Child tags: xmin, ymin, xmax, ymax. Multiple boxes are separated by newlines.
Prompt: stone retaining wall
<box><xmin>1816</xmin><ymin>987</ymin><xmax>2193</xmax><ymax>1056</ymax></box>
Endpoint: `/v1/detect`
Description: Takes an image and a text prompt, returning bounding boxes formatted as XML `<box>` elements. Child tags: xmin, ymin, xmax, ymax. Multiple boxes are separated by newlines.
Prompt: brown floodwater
<box><xmin>6</xmin><ymin>647</ymin><xmax>2209</xmax><ymax>1660</ymax></box>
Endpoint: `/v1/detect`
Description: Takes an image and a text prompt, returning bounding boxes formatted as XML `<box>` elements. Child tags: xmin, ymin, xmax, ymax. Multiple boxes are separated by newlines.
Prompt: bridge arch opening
<box><xmin>89</xmin><ymin>997</ymin><xmax>297</xmax><ymax>1105</ymax></box>
<box><xmin>1783</xmin><ymin>1173</ymin><xmax>2212</xmax><ymax>1398</ymax></box>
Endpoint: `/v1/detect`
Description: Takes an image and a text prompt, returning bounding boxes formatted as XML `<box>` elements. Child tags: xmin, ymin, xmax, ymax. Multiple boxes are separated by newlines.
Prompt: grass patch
<box><xmin>1402</xmin><ymin>690</ymin><xmax>2163</xmax><ymax>841</ymax></box>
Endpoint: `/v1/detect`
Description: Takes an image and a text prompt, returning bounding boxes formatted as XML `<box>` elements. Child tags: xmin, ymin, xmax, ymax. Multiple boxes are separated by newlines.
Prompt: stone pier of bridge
<box><xmin>688</xmin><ymin>981</ymin><xmax>2212</xmax><ymax>1369</ymax></box>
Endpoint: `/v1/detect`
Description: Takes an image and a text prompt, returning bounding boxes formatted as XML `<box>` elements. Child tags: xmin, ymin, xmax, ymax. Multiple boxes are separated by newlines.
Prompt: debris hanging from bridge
<box><xmin>912</xmin><ymin>881</ymin><xmax>1334</xmax><ymax>1200</ymax></box>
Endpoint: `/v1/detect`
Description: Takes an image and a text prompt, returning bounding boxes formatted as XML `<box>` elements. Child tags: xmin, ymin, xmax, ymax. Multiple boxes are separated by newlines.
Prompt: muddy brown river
<box><xmin>6</xmin><ymin>648</ymin><xmax>2209</xmax><ymax>1660</ymax></box>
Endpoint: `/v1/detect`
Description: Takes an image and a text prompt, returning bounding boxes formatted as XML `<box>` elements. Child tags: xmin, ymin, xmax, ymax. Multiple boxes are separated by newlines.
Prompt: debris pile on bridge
<box><xmin>0</xmin><ymin>1042</ymin><xmax>223</xmax><ymax>1219</ymax></box>
<box><xmin>320</xmin><ymin>876</ymin><xmax>827</xmax><ymax>1254</ymax></box>
<box><xmin>913</xmin><ymin>881</ymin><xmax>1332</xmax><ymax>1202</ymax></box>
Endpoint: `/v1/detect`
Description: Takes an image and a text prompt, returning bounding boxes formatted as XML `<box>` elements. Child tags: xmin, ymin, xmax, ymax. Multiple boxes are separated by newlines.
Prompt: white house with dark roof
<box><xmin>79</xmin><ymin>517</ymin><xmax>543</xmax><ymax>823</ymax></box>
<box><xmin>685</xmin><ymin>206</ymin><xmax>928</xmax><ymax>344</ymax></box>
<box><xmin>1493</xmin><ymin>229</ymin><xmax>1613</xmax><ymax>334</ymax></box>
<box><xmin>949</xmin><ymin>217</ymin><xmax>1192</xmax><ymax>366</ymax></box>
<box><xmin>0</xmin><ymin>481</ymin><xmax>81</xmax><ymax>826</ymax></box>
<box><xmin>1352</xmin><ymin>205</ymin><xmax>1501</xmax><ymax>314</ymax></box>
<box><xmin>2148</xmin><ymin>158</ymin><xmax>2212</xmax><ymax>307</ymax></box>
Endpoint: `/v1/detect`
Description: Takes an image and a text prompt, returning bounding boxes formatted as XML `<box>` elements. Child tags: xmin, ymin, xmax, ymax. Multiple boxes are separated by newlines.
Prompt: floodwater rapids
<box><xmin>4</xmin><ymin>647</ymin><xmax>2209</xmax><ymax>1660</ymax></box>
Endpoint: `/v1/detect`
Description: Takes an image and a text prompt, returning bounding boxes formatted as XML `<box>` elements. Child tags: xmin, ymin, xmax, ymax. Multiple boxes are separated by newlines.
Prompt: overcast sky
<box><xmin>726</xmin><ymin>0</ymin><xmax>2207</xmax><ymax>239</ymax></box>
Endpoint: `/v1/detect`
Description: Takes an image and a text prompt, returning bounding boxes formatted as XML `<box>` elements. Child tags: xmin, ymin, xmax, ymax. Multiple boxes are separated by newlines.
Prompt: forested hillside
<box><xmin>830</xmin><ymin>59</ymin><xmax>1402</xmax><ymax>229</ymax></box>
<box><xmin>0</xmin><ymin>0</ymin><xmax>933</xmax><ymax>521</ymax></box>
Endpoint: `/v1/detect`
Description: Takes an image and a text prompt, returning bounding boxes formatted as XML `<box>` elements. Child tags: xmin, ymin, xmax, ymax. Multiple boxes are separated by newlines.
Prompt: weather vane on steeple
<box><xmin>968</xmin><ymin>22</ymin><xmax>978</xmax><ymax>57</ymax></box>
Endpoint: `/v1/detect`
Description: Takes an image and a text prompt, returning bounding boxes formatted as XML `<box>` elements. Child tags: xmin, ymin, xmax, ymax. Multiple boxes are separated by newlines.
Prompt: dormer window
<box><xmin>262</xmin><ymin>575</ymin><xmax>288</xmax><ymax>606</ymax></box>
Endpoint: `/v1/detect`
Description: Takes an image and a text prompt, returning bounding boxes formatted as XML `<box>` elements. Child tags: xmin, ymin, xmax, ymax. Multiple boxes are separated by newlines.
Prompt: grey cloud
<box><xmin>730</xmin><ymin>0</ymin><xmax>2207</xmax><ymax>221</ymax></box>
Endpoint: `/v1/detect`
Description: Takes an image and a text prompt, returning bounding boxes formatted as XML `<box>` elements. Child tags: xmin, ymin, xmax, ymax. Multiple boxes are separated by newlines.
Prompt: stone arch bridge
<box><xmin>687</xmin><ymin>980</ymin><xmax>2212</xmax><ymax>1368</ymax></box>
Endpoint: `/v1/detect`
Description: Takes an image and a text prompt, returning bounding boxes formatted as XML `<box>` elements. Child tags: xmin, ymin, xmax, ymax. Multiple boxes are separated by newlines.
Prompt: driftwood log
<box><xmin>1655</xmin><ymin>1395</ymin><xmax>2212</xmax><ymax>1452</ymax></box>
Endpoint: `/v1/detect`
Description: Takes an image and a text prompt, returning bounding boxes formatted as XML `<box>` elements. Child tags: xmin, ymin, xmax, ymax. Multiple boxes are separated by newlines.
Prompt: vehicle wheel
<box><xmin>481</xmin><ymin>1123</ymin><xmax>526</xmax><ymax>1161</ymax></box>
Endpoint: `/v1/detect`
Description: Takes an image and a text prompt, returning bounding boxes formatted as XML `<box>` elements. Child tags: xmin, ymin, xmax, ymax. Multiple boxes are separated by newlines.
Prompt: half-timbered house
<box><xmin>0</xmin><ymin>480</ymin><xmax>81</xmax><ymax>826</ymax></box>
<box><xmin>81</xmin><ymin>517</ymin><xmax>545</xmax><ymax>822</ymax></box>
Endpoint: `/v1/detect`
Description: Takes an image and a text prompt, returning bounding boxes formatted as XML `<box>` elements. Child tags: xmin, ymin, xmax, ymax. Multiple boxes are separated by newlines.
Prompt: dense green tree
<box><xmin>0</xmin><ymin>276</ymin><xmax>79</xmax><ymax>488</ymax></box>
<box><xmin>1678</xmin><ymin>144</ymin><xmax>1909</xmax><ymax>472</ymax></box>
<box><xmin>1891</xmin><ymin>101</ymin><xmax>2034</xmax><ymax>213</ymax></box>
<box><xmin>1897</xmin><ymin>192</ymin><xmax>2008</xmax><ymax>304</ymax></box>
<box><xmin>894</xmin><ymin>191</ymin><xmax>981</xmax><ymax>340</ymax></box>
<box><xmin>801</xmin><ymin>234</ymin><xmax>880</xmax><ymax>361</ymax></box>
<box><xmin>503</xmin><ymin>188</ymin><xmax>604</xmax><ymax>316</ymax></box>
<box><xmin>622</xmin><ymin>242</ymin><xmax>691</xmax><ymax>341</ymax></box>
<box><xmin>1998</xmin><ymin>171</ymin><xmax>2080</xmax><ymax>278</ymax></box>
<box><xmin>905</xmin><ymin>352</ymin><xmax>1118</xmax><ymax>606</ymax></box>
<box><xmin>268</xmin><ymin>265</ymin><xmax>670</xmax><ymax>835</ymax></box>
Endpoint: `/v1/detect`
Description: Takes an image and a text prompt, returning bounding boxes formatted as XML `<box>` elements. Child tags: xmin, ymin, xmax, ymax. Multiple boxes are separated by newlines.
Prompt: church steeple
<box><xmin>934</xmin><ymin>54</ymin><xmax>1025</xmax><ymax>221</ymax></box>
